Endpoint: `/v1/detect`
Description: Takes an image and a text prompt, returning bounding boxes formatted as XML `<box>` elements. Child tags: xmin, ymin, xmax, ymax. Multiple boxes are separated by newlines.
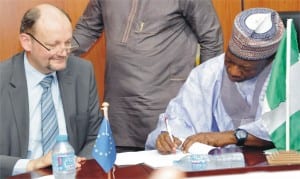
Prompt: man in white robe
<box><xmin>145</xmin><ymin>8</ymin><xmax>285</xmax><ymax>154</ymax></box>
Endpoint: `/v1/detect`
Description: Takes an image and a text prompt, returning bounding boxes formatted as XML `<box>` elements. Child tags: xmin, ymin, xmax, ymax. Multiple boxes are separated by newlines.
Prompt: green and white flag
<box><xmin>262</xmin><ymin>19</ymin><xmax>300</xmax><ymax>151</ymax></box>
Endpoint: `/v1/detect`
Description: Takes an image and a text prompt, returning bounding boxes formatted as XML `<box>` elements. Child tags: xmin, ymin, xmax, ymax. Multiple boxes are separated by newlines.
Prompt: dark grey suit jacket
<box><xmin>0</xmin><ymin>52</ymin><xmax>102</xmax><ymax>178</ymax></box>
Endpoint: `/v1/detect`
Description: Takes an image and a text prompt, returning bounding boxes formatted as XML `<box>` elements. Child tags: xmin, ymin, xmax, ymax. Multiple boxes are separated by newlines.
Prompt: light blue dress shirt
<box><xmin>13</xmin><ymin>54</ymin><xmax>67</xmax><ymax>175</ymax></box>
<box><xmin>145</xmin><ymin>53</ymin><xmax>271</xmax><ymax>149</ymax></box>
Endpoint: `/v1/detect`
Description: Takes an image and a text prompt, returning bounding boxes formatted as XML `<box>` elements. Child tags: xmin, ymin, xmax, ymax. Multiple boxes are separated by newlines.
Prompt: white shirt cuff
<box><xmin>12</xmin><ymin>159</ymin><xmax>30</xmax><ymax>176</ymax></box>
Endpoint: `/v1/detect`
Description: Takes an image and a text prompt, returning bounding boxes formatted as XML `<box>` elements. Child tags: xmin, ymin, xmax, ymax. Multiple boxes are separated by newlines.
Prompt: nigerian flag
<box><xmin>262</xmin><ymin>19</ymin><xmax>300</xmax><ymax>151</ymax></box>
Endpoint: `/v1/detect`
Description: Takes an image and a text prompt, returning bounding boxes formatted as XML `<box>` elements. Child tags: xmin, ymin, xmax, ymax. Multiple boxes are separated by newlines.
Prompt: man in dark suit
<box><xmin>0</xmin><ymin>4</ymin><xmax>102</xmax><ymax>178</ymax></box>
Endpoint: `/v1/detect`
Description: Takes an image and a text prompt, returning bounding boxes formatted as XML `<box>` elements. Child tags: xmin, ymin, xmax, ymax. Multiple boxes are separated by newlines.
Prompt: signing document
<box><xmin>115</xmin><ymin>143</ymin><xmax>216</xmax><ymax>168</ymax></box>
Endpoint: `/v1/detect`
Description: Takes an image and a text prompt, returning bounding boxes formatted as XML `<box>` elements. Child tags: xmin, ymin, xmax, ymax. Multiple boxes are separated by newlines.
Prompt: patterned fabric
<box><xmin>229</xmin><ymin>8</ymin><xmax>285</xmax><ymax>60</ymax></box>
<box><xmin>40</xmin><ymin>76</ymin><xmax>59</xmax><ymax>154</ymax></box>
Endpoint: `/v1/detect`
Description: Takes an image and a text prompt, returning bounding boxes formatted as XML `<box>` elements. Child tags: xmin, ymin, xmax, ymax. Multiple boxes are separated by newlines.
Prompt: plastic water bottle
<box><xmin>52</xmin><ymin>135</ymin><xmax>76</xmax><ymax>179</ymax></box>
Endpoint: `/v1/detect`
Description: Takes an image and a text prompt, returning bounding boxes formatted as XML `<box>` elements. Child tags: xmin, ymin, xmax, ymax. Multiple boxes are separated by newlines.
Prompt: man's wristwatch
<box><xmin>234</xmin><ymin>128</ymin><xmax>248</xmax><ymax>146</ymax></box>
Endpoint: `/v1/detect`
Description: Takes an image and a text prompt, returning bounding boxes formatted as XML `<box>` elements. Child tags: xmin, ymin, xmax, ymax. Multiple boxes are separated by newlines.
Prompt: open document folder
<box><xmin>115</xmin><ymin>142</ymin><xmax>245</xmax><ymax>170</ymax></box>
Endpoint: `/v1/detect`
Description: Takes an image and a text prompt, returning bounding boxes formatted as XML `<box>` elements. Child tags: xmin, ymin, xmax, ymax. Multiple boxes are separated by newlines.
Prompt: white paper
<box><xmin>188</xmin><ymin>142</ymin><xmax>216</xmax><ymax>154</ymax></box>
<box><xmin>144</xmin><ymin>150</ymin><xmax>188</xmax><ymax>168</ymax></box>
<box><xmin>116</xmin><ymin>143</ymin><xmax>215</xmax><ymax>168</ymax></box>
<box><xmin>115</xmin><ymin>150</ymin><xmax>152</xmax><ymax>166</ymax></box>
<box><xmin>263</xmin><ymin>148</ymin><xmax>278</xmax><ymax>155</ymax></box>
<box><xmin>36</xmin><ymin>175</ymin><xmax>54</xmax><ymax>179</ymax></box>
<box><xmin>116</xmin><ymin>150</ymin><xmax>188</xmax><ymax>168</ymax></box>
<box><xmin>188</xmin><ymin>170</ymin><xmax>300</xmax><ymax>178</ymax></box>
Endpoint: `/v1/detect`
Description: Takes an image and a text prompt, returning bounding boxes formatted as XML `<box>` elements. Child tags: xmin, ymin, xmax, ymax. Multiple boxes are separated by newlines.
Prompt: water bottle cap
<box><xmin>56</xmin><ymin>135</ymin><xmax>68</xmax><ymax>142</ymax></box>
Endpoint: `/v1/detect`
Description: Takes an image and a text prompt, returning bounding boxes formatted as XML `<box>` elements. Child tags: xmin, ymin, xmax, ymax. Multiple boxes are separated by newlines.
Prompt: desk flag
<box><xmin>92</xmin><ymin>102</ymin><xmax>116</xmax><ymax>173</ymax></box>
<box><xmin>262</xmin><ymin>19</ymin><xmax>300</xmax><ymax>151</ymax></box>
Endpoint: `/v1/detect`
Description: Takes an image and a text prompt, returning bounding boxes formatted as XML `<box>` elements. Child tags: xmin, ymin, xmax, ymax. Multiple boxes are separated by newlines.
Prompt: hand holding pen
<box><xmin>156</xmin><ymin>114</ymin><xmax>182</xmax><ymax>154</ymax></box>
<box><xmin>164</xmin><ymin>115</ymin><xmax>174</xmax><ymax>143</ymax></box>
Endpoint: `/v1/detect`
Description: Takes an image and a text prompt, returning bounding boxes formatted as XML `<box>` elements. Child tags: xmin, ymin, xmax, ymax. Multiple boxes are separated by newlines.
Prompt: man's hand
<box><xmin>156</xmin><ymin>132</ymin><xmax>182</xmax><ymax>154</ymax></box>
<box><xmin>181</xmin><ymin>131</ymin><xmax>235</xmax><ymax>153</ymax></box>
<box><xmin>75</xmin><ymin>156</ymin><xmax>86</xmax><ymax>168</ymax></box>
<box><xmin>26</xmin><ymin>152</ymin><xmax>87</xmax><ymax>172</ymax></box>
<box><xmin>26</xmin><ymin>151</ymin><xmax>52</xmax><ymax>172</ymax></box>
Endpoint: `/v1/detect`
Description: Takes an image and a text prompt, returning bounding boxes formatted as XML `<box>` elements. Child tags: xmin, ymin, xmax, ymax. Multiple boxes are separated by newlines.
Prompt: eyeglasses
<box><xmin>25</xmin><ymin>32</ymin><xmax>79</xmax><ymax>54</ymax></box>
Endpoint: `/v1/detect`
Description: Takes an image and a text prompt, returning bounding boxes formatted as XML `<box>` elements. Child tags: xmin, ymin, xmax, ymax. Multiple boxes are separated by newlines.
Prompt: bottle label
<box><xmin>52</xmin><ymin>153</ymin><xmax>76</xmax><ymax>172</ymax></box>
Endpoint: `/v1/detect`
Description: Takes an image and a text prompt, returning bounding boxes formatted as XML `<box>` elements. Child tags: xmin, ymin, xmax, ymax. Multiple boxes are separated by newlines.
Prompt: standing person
<box><xmin>145</xmin><ymin>8</ymin><xmax>285</xmax><ymax>154</ymax></box>
<box><xmin>73</xmin><ymin>0</ymin><xmax>223</xmax><ymax>152</ymax></box>
<box><xmin>0</xmin><ymin>4</ymin><xmax>101</xmax><ymax>178</ymax></box>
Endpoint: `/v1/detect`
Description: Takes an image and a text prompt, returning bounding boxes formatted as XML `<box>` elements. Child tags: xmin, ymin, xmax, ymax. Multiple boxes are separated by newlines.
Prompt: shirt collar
<box><xmin>24</xmin><ymin>54</ymin><xmax>57</xmax><ymax>88</ymax></box>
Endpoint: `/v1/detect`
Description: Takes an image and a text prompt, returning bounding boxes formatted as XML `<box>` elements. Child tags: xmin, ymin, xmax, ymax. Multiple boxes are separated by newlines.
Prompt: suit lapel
<box><xmin>9</xmin><ymin>53</ymin><xmax>30</xmax><ymax>157</ymax></box>
<box><xmin>57</xmin><ymin>64</ymin><xmax>77</xmax><ymax>148</ymax></box>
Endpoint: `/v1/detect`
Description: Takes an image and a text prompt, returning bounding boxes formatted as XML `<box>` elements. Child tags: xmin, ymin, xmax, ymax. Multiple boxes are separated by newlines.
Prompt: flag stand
<box><xmin>92</xmin><ymin>102</ymin><xmax>117</xmax><ymax>174</ymax></box>
<box><xmin>266</xmin><ymin>18</ymin><xmax>300</xmax><ymax>166</ymax></box>
<box><xmin>267</xmin><ymin>150</ymin><xmax>300</xmax><ymax>165</ymax></box>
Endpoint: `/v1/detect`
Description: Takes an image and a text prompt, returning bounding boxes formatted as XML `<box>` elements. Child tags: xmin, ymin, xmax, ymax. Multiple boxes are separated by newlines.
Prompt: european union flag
<box><xmin>92</xmin><ymin>116</ymin><xmax>116</xmax><ymax>173</ymax></box>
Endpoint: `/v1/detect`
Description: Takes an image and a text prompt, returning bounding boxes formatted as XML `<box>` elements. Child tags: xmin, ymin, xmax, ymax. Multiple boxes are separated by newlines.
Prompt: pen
<box><xmin>164</xmin><ymin>115</ymin><xmax>174</xmax><ymax>143</ymax></box>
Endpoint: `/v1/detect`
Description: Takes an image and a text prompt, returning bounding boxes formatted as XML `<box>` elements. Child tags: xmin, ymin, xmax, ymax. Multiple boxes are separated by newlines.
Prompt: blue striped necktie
<box><xmin>40</xmin><ymin>76</ymin><xmax>59</xmax><ymax>154</ymax></box>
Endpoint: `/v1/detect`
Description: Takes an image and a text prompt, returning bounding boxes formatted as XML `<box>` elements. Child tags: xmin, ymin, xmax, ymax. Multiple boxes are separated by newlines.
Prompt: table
<box><xmin>8</xmin><ymin>147</ymin><xmax>300</xmax><ymax>179</ymax></box>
